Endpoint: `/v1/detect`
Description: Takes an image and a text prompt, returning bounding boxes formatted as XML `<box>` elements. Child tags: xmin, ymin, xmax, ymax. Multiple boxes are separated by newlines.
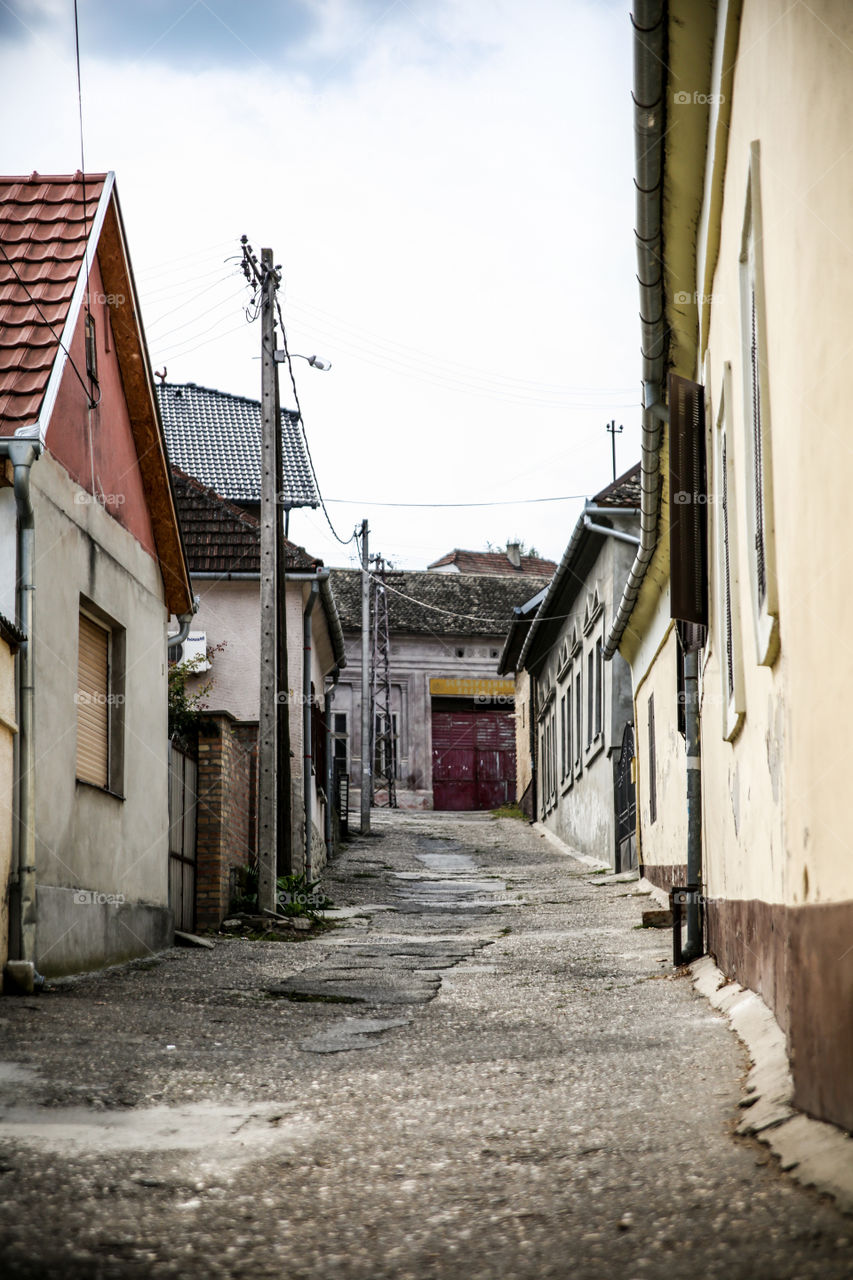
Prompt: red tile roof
<box><xmin>427</xmin><ymin>548</ymin><xmax>558</xmax><ymax>576</ymax></box>
<box><xmin>171</xmin><ymin>467</ymin><xmax>320</xmax><ymax>576</ymax></box>
<box><xmin>0</xmin><ymin>172</ymin><xmax>107</xmax><ymax>433</ymax></box>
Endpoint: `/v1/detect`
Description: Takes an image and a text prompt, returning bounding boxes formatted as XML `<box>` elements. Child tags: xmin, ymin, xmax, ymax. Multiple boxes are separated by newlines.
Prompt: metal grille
<box><xmin>647</xmin><ymin>695</ymin><xmax>657</xmax><ymax>826</ymax></box>
<box><xmin>615</xmin><ymin>722</ymin><xmax>637</xmax><ymax>868</ymax></box>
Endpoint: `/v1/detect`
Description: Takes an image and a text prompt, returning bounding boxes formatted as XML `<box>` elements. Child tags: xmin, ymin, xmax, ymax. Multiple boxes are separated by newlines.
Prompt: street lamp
<box><xmin>274</xmin><ymin>351</ymin><xmax>332</xmax><ymax>371</ymax></box>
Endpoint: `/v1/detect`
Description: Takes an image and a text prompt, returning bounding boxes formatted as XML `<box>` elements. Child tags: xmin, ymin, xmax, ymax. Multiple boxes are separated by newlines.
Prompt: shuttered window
<box><xmin>77</xmin><ymin>612</ymin><xmax>109</xmax><ymax>787</ymax></box>
<box><xmin>669</xmin><ymin>372</ymin><xmax>708</xmax><ymax>627</ymax></box>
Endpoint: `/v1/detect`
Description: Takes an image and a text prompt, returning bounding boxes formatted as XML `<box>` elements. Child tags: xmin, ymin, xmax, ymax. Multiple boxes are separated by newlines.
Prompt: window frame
<box><xmin>76</xmin><ymin>600</ymin><xmax>125</xmax><ymax>797</ymax></box>
<box><xmin>714</xmin><ymin>363</ymin><xmax>746</xmax><ymax>740</ymax></box>
<box><xmin>739</xmin><ymin>140</ymin><xmax>780</xmax><ymax>666</ymax></box>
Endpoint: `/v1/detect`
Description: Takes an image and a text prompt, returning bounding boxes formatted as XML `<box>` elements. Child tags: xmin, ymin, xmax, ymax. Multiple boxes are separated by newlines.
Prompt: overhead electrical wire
<box><xmin>323</xmin><ymin>492</ymin><xmax>590</xmax><ymax>509</ymax></box>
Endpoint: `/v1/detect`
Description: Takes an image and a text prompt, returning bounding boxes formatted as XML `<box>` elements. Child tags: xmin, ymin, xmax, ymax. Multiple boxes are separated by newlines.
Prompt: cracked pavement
<box><xmin>0</xmin><ymin>810</ymin><xmax>851</xmax><ymax>1278</ymax></box>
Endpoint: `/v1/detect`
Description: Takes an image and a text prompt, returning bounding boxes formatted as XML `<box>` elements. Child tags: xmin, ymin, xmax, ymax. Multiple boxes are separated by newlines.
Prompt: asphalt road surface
<box><xmin>0</xmin><ymin>810</ymin><xmax>851</xmax><ymax>1279</ymax></box>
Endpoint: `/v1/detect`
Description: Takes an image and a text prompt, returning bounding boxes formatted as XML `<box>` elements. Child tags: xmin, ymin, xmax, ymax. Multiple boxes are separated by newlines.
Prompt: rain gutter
<box><xmin>603</xmin><ymin>0</ymin><xmax>668</xmax><ymax>661</ymax></box>
<box><xmin>1</xmin><ymin>431</ymin><xmax>42</xmax><ymax>991</ymax></box>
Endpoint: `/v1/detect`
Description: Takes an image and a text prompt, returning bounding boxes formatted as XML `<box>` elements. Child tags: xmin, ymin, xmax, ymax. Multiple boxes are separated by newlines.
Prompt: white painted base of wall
<box><xmin>691</xmin><ymin>955</ymin><xmax>853</xmax><ymax>1213</ymax></box>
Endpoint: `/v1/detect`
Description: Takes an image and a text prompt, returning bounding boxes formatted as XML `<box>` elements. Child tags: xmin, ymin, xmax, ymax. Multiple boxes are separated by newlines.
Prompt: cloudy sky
<box><xmin>2</xmin><ymin>0</ymin><xmax>640</xmax><ymax>571</ymax></box>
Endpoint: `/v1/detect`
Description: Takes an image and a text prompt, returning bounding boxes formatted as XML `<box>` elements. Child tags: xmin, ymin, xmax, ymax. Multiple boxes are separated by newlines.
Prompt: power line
<box><xmin>273</xmin><ymin>291</ymin><xmax>358</xmax><ymax>548</ymax></box>
<box><xmin>324</xmin><ymin>492</ymin><xmax>590</xmax><ymax>508</ymax></box>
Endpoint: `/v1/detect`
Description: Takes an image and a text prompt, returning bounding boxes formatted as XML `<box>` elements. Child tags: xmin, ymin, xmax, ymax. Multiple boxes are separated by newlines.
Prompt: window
<box><xmin>715</xmin><ymin>365</ymin><xmax>746</xmax><ymax>740</ymax></box>
<box><xmin>740</xmin><ymin>141</ymin><xmax>779</xmax><ymax>665</ymax></box>
<box><xmin>574</xmin><ymin>670</ymin><xmax>582</xmax><ymax>774</ymax></box>
<box><xmin>565</xmin><ymin>684</ymin><xmax>572</xmax><ymax>783</ymax></box>
<box><xmin>374</xmin><ymin>712</ymin><xmax>398</xmax><ymax>779</ymax></box>
<box><xmin>333</xmin><ymin>712</ymin><xmax>348</xmax><ymax>766</ymax></box>
<box><xmin>648</xmin><ymin>693</ymin><xmax>657</xmax><ymax>825</ymax></box>
<box><xmin>76</xmin><ymin>605</ymin><xmax>125</xmax><ymax>794</ymax></box>
<box><xmin>560</xmin><ymin>694</ymin><xmax>567</xmax><ymax>781</ymax></box>
<box><xmin>586</xmin><ymin>650</ymin><xmax>593</xmax><ymax>747</ymax></box>
<box><xmin>84</xmin><ymin>310</ymin><xmax>98</xmax><ymax>385</ymax></box>
<box><xmin>594</xmin><ymin>639</ymin><xmax>603</xmax><ymax>738</ymax></box>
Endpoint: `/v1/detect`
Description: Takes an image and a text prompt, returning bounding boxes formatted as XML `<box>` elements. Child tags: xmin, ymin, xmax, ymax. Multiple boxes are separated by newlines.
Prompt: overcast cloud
<box><xmin>1</xmin><ymin>0</ymin><xmax>639</xmax><ymax>570</ymax></box>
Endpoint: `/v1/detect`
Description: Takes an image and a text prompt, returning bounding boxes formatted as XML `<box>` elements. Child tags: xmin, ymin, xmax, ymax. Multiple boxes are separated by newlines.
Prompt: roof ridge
<box><xmin>160</xmin><ymin>380</ymin><xmax>298</xmax><ymax>418</ymax></box>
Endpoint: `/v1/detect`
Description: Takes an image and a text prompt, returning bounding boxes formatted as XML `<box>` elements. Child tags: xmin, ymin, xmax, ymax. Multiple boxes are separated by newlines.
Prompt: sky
<box><xmin>1</xmin><ymin>0</ymin><xmax>640</xmax><ymax>572</ymax></box>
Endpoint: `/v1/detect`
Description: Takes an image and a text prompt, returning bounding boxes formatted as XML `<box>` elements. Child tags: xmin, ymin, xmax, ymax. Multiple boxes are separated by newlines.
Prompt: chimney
<box><xmin>506</xmin><ymin>542</ymin><xmax>522</xmax><ymax>569</ymax></box>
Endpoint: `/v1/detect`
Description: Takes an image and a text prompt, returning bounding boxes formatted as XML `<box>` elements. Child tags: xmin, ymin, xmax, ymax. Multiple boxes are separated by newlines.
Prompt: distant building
<box><xmin>428</xmin><ymin>546</ymin><xmax>557</xmax><ymax>576</ymax></box>
<box><xmin>503</xmin><ymin>467</ymin><xmax>640</xmax><ymax>869</ymax></box>
<box><xmin>329</xmin><ymin>569</ymin><xmax>552</xmax><ymax>811</ymax></box>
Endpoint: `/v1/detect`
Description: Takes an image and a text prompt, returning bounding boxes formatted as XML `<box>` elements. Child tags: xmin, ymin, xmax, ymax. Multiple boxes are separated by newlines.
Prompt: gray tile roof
<box><xmin>156</xmin><ymin>381</ymin><xmax>319</xmax><ymax>508</ymax></box>
<box><xmin>329</xmin><ymin>569</ymin><xmax>553</xmax><ymax>638</ymax></box>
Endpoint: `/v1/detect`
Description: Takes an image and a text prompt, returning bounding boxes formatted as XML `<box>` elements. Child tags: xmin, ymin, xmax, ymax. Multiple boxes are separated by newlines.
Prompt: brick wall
<box><xmin>195</xmin><ymin>714</ymin><xmax>258</xmax><ymax>929</ymax></box>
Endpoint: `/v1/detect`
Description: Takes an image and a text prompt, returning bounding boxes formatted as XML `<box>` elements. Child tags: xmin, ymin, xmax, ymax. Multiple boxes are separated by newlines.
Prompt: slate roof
<box><xmin>171</xmin><ymin>467</ymin><xmax>319</xmax><ymax>576</ymax></box>
<box><xmin>428</xmin><ymin>548</ymin><xmax>557</xmax><ymax>576</ymax></box>
<box><xmin>590</xmin><ymin>462</ymin><xmax>642</xmax><ymax>508</ymax></box>
<box><xmin>157</xmin><ymin>382</ymin><xmax>319</xmax><ymax>508</ymax></box>
<box><xmin>0</xmin><ymin>172</ymin><xmax>106</xmax><ymax>432</ymax></box>
<box><xmin>330</xmin><ymin>569</ymin><xmax>553</xmax><ymax>638</ymax></box>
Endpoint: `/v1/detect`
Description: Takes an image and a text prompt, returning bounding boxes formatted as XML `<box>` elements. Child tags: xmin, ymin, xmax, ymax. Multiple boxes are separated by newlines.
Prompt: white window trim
<box><xmin>714</xmin><ymin>364</ymin><xmax>746</xmax><ymax>741</ymax></box>
<box><xmin>739</xmin><ymin>140</ymin><xmax>780</xmax><ymax>666</ymax></box>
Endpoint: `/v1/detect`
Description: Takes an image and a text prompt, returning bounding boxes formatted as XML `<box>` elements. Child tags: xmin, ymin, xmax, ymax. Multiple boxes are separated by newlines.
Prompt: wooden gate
<box><xmin>431</xmin><ymin>707</ymin><xmax>516</xmax><ymax>811</ymax></box>
<box><xmin>168</xmin><ymin>741</ymin><xmax>198</xmax><ymax>931</ymax></box>
<box><xmin>614</xmin><ymin>722</ymin><xmax>637</xmax><ymax>872</ymax></box>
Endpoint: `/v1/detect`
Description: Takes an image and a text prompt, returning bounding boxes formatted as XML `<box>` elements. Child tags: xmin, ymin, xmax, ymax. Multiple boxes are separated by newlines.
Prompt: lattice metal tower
<box><xmin>370</xmin><ymin>556</ymin><xmax>397</xmax><ymax>808</ymax></box>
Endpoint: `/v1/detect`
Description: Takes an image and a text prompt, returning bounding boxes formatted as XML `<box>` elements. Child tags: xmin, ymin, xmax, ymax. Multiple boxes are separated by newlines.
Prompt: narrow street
<box><xmin>1</xmin><ymin>811</ymin><xmax>850</xmax><ymax>1279</ymax></box>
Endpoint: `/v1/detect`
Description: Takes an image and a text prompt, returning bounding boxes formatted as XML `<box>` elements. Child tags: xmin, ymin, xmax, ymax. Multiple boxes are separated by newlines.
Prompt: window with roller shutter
<box><xmin>77</xmin><ymin>612</ymin><xmax>110</xmax><ymax>788</ymax></box>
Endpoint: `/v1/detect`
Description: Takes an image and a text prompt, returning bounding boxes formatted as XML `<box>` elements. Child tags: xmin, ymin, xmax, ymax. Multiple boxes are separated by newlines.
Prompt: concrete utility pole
<box><xmin>606</xmin><ymin>419</ymin><xmax>624</xmax><ymax>482</ymax></box>
<box><xmin>244</xmin><ymin>242</ymin><xmax>291</xmax><ymax>912</ymax></box>
<box><xmin>360</xmin><ymin>519</ymin><xmax>371</xmax><ymax>835</ymax></box>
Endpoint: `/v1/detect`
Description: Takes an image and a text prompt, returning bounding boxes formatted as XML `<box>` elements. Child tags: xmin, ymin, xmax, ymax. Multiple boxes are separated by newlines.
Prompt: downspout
<box><xmin>324</xmin><ymin>669</ymin><xmax>340</xmax><ymax>862</ymax></box>
<box><xmin>167</xmin><ymin>595</ymin><xmax>200</xmax><ymax>654</ymax></box>
<box><xmin>582</xmin><ymin>515</ymin><xmax>641</xmax><ymax>547</ymax></box>
<box><xmin>302</xmin><ymin>580</ymin><xmax>320</xmax><ymax>878</ymax></box>
<box><xmin>3</xmin><ymin>435</ymin><xmax>41</xmax><ymax>989</ymax></box>
<box><xmin>602</xmin><ymin>0</ymin><xmax>668</xmax><ymax>662</ymax></box>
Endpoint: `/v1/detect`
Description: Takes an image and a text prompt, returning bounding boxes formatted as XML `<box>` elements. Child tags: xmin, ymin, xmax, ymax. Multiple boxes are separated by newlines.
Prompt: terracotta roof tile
<box><xmin>0</xmin><ymin>172</ymin><xmax>106</xmax><ymax>433</ymax></box>
<box><xmin>171</xmin><ymin>467</ymin><xmax>319</xmax><ymax>576</ymax></box>
<box><xmin>427</xmin><ymin>548</ymin><xmax>558</xmax><ymax>576</ymax></box>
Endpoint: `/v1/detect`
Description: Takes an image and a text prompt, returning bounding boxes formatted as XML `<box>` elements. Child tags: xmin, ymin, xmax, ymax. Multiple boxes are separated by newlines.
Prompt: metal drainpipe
<box><xmin>324</xmin><ymin>669</ymin><xmax>340</xmax><ymax>862</ymax></box>
<box><xmin>302</xmin><ymin>580</ymin><xmax>320</xmax><ymax>879</ymax></box>
<box><xmin>582</xmin><ymin>515</ymin><xmax>641</xmax><ymax>546</ymax></box>
<box><xmin>3</xmin><ymin>437</ymin><xmax>41</xmax><ymax>983</ymax></box>
<box><xmin>682</xmin><ymin>646</ymin><xmax>703</xmax><ymax>960</ymax></box>
<box><xmin>167</xmin><ymin>596</ymin><xmax>200</xmax><ymax>654</ymax></box>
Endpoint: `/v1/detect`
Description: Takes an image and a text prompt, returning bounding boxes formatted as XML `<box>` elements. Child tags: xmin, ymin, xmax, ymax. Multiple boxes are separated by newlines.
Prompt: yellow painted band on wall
<box><xmin>429</xmin><ymin>677</ymin><xmax>515</xmax><ymax>698</ymax></box>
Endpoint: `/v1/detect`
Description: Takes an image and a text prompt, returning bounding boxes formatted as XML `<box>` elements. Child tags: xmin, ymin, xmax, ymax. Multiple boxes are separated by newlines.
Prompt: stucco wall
<box><xmin>698</xmin><ymin>0</ymin><xmax>853</xmax><ymax>910</ymax></box>
<box><xmin>29</xmin><ymin>452</ymin><xmax>172</xmax><ymax>975</ymax></box>
<box><xmin>533</xmin><ymin>535</ymin><xmax>637</xmax><ymax>866</ymax></box>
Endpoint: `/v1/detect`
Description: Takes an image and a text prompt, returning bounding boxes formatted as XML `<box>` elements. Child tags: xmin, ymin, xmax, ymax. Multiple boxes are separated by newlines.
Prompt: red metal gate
<box><xmin>431</xmin><ymin>708</ymin><xmax>516</xmax><ymax>811</ymax></box>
